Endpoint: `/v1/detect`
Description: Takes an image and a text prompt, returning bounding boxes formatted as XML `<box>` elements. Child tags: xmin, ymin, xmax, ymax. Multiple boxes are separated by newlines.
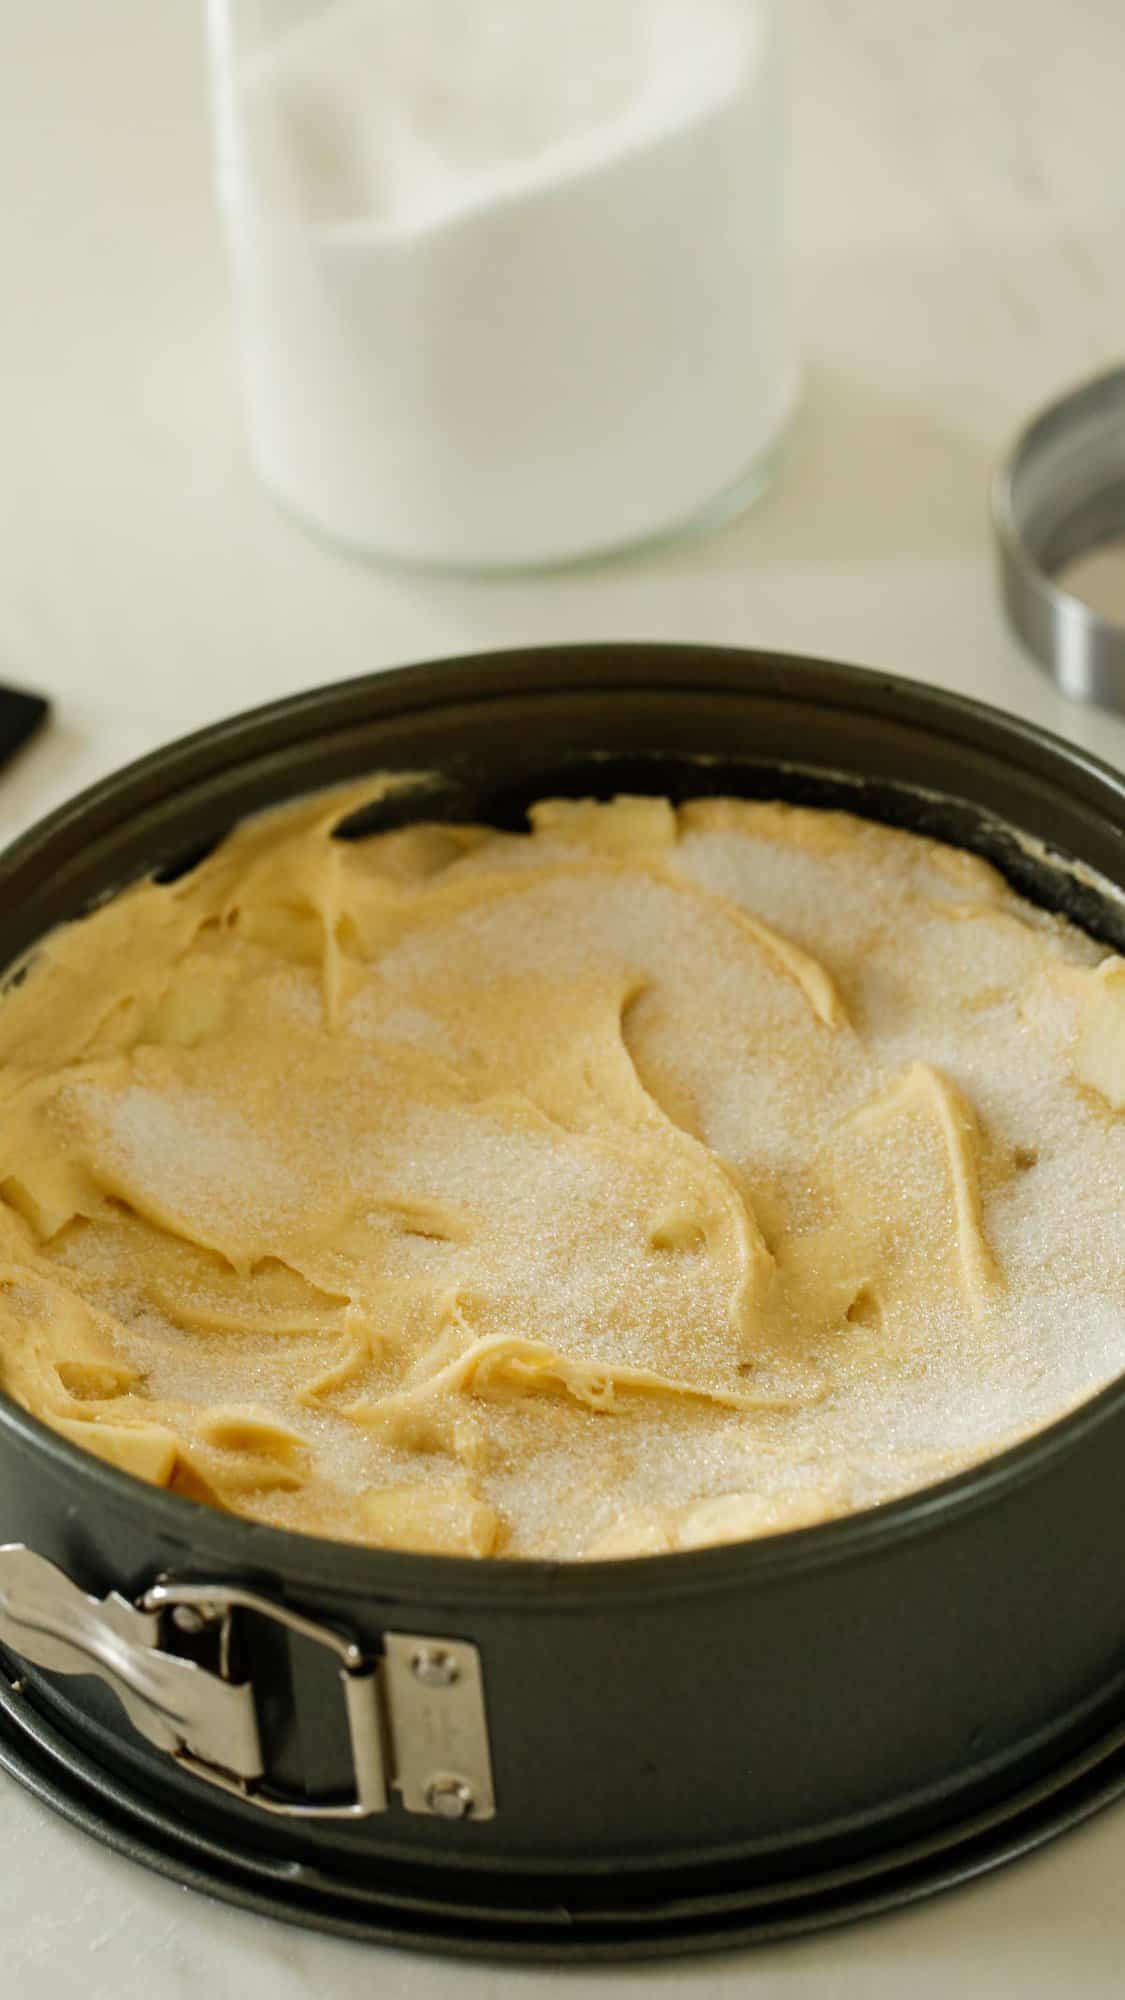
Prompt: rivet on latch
<box><xmin>425</xmin><ymin>1776</ymin><xmax>475</xmax><ymax>1820</ymax></box>
<box><xmin>172</xmin><ymin>1604</ymin><xmax>216</xmax><ymax>1636</ymax></box>
<box><xmin>411</xmin><ymin>1645</ymin><xmax>459</xmax><ymax>1689</ymax></box>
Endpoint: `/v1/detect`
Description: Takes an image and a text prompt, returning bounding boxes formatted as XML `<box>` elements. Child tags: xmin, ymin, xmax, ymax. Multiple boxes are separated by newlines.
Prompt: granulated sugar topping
<box><xmin>0</xmin><ymin>781</ymin><xmax>1122</xmax><ymax>1558</ymax></box>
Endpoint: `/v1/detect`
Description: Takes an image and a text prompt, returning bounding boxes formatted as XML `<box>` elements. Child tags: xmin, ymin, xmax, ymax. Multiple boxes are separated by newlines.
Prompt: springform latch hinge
<box><xmin>0</xmin><ymin>1544</ymin><xmax>494</xmax><ymax>1824</ymax></box>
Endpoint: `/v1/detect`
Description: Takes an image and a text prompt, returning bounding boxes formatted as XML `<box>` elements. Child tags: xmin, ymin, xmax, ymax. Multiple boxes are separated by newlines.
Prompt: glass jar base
<box><xmin>253</xmin><ymin>392</ymin><xmax>798</xmax><ymax>581</ymax></box>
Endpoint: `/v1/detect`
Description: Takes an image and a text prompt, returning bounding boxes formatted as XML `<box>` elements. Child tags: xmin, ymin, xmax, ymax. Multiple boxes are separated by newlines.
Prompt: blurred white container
<box><xmin>207</xmin><ymin>0</ymin><xmax>793</xmax><ymax>570</ymax></box>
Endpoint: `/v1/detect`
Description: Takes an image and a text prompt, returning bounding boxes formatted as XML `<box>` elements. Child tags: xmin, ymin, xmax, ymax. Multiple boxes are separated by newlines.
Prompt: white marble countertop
<box><xmin>3</xmin><ymin>3</ymin><xmax>1125</xmax><ymax>1992</ymax></box>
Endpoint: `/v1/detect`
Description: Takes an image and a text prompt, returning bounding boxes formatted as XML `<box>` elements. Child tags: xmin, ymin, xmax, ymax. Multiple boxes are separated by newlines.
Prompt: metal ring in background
<box><xmin>992</xmin><ymin>363</ymin><xmax>1125</xmax><ymax>711</ymax></box>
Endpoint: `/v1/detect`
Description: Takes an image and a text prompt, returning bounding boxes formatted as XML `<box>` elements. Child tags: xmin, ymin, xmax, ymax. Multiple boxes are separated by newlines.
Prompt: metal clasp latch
<box><xmin>140</xmin><ymin>1577</ymin><xmax>389</xmax><ymax>1821</ymax></box>
<box><xmin>0</xmin><ymin>1545</ymin><xmax>495</xmax><ymax>1824</ymax></box>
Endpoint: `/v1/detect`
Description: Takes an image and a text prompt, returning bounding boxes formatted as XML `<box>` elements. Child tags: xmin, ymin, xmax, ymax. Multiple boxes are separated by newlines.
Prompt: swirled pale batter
<box><xmin>1</xmin><ymin>783</ymin><xmax>1124</xmax><ymax>1558</ymax></box>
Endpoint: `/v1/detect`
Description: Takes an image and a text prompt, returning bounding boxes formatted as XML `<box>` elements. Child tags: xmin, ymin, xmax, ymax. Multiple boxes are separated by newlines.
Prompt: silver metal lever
<box><xmin>0</xmin><ymin>1544</ymin><xmax>262</xmax><ymax>1778</ymax></box>
<box><xmin>0</xmin><ymin>1544</ymin><xmax>495</xmax><ymax>1823</ymax></box>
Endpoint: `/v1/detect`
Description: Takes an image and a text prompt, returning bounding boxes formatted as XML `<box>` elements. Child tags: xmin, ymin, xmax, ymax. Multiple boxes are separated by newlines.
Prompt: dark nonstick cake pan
<box><xmin>2</xmin><ymin>643</ymin><xmax>1125</xmax><ymax>1961</ymax></box>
